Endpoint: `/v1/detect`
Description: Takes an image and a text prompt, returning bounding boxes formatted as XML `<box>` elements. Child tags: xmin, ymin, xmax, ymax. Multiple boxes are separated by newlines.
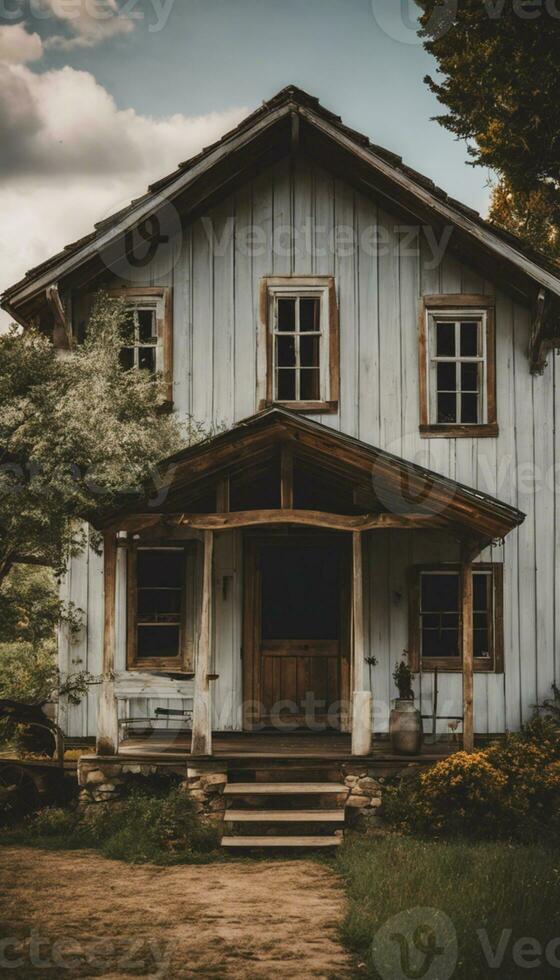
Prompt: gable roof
<box><xmin>3</xmin><ymin>85</ymin><xmax>560</xmax><ymax>333</ymax></box>
<box><xmin>95</xmin><ymin>407</ymin><xmax>525</xmax><ymax>545</ymax></box>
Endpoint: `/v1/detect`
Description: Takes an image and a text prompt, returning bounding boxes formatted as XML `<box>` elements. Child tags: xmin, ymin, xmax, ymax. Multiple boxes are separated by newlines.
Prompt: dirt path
<box><xmin>0</xmin><ymin>847</ymin><xmax>352</xmax><ymax>979</ymax></box>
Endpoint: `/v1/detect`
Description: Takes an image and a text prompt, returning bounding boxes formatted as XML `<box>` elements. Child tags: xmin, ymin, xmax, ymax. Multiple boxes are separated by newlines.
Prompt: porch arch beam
<box><xmin>171</xmin><ymin>509</ymin><xmax>449</xmax><ymax>532</ymax></box>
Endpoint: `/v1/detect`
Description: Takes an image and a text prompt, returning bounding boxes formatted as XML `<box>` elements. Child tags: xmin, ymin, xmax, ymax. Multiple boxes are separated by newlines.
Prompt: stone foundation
<box><xmin>182</xmin><ymin>763</ymin><xmax>228</xmax><ymax>823</ymax></box>
<box><xmin>78</xmin><ymin>757</ymin><xmax>228</xmax><ymax>823</ymax></box>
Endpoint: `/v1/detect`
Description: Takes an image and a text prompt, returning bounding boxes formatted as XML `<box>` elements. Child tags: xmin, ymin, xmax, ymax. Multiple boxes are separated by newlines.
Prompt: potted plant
<box><xmin>389</xmin><ymin>656</ymin><xmax>423</xmax><ymax>756</ymax></box>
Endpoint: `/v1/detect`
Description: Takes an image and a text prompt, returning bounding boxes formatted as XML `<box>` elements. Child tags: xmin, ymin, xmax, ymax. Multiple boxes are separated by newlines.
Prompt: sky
<box><xmin>0</xmin><ymin>0</ymin><xmax>495</xmax><ymax>330</ymax></box>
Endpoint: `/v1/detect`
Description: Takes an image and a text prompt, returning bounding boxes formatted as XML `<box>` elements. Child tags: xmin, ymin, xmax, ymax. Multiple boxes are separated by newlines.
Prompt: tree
<box><xmin>416</xmin><ymin>0</ymin><xmax>560</xmax><ymax>259</ymax></box>
<box><xmin>0</xmin><ymin>294</ymin><xmax>192</xmax><ymax>587</ymax></box>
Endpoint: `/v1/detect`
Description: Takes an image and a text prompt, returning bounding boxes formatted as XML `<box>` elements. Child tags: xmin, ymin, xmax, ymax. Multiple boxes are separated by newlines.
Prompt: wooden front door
<box><xmin>243</xmin><ymin>535</ymin><xmax>350</xmax><ymax>730</ymax></box>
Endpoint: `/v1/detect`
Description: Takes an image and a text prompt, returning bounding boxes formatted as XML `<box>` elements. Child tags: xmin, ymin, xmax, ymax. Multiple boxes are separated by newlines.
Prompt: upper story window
<box><xmin>419</xmin><ymin>295</ymin><xmax>497</xmax><ymax>438</ymax></box>
<box><xmin>408</xmin><ymin>563</ymin><xmax>504</xmax><ymax>674</ymax></box>
<box><xmin>258</xmin><ymin>277</ymin><xmax>339</xmax><ymax>413</ymax></box>
<box><xmin>108</xmin><ymin>287</ymin><xmax>173</xmax><ymax>404</ymax></box>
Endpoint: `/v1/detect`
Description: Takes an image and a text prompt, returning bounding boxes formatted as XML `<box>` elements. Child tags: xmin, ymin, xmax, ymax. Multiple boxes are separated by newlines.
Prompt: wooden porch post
<box><xmin>462</xmin><ymin>559</ymin><xmax>474</xmax><ymax>753</ymax></box>
<box><xmin>351</xmin><ymin>531</ymin><xmax>372</xmax><ymax>756</ymax></box>
<box><xmin>191</xmin><ymin>529</ymin><xmax>214</xmax><ymax>756</ymax></box>
<box><xmin>96</xmin><ymin>531</ymin><xmax>119</xmax><ymax>756</ymax></box>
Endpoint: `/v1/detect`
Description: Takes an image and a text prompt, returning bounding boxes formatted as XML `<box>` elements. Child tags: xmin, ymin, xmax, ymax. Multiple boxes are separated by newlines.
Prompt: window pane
<box><xmin>277</xmin><ymin>335</ymin><xmax>296</xmax><ymax>368</ymax></box>
<box><xmin>277</xmin><ymin>369</ymin><xmax>296</xmax><ymax>400</ymax></box>
<box><xmin>421</xmin><ymin>573</ymin><xmax>459</xmax><ymax>613</ymax></box>
<box><xmin>139</xmin><ymin>347</ymin><xmax>156</xmax><ymax>372</ymax></box>
<box><xmin>137</xmin><ymin>550</ymin><xmax>183</xmax><ymax>589</ymax></box>
<box><xmin>277</xmin><ymin>298</ymin><xmax>296</xmax><ymax>331</ymax></box>
<box><xmin>422</xmin><ymin>627</ymin><xmax>459</xmax><ymax>658</ymax></box>
<box><xmin>300</xmin><ymin>369</ymin><xmax>320</xmax><ymax>400</ymax></box>
<box><xmin>119</xmin><ymin>347</ymin><xmax>135</xmax><ymax>371</ymax></box>
<box><xmin>300</xmin><ymin>335</ymin><xmax>320</xmax><ymax>368</ymax></box>
<box><xmin>137</xmin><ymin>625</ymin><xmax>180</xmax><ymax>660</ymax></box>
<box><xmin>138</xmin><ymin>309</ymin><xmax>156</xmax><ymax>343</ymax></box>
<box><xmin>460</xmin><ymin>321</ymin><xmax>479</xmax><ymax>356</ymax></box>
<box><xmin>436</xmin><ymin>321</ymin><xmax>455</xmax><ymax>356</ymax></box>
<box><xmin>138</xmin><ymin>589</ymin><xmax>181</xmax><ymax>622</ymax></box>
<box><xmin>474</xmin><ymin>629</ymin><xmax>491</xmax><ymax>658</ymax></box>
<box><xmin>300</xmin><ymin>297</ymin><xmax>320</xmax><ymax>332</ymax></box>
<box><xmin>123</xmin><ymin>311</ymin><xmax>136</xmax><ymax>343</ymax></box>
<box><xmin>437</xmin><ymin>392</ymin><xmax>456</xmax><ymax>423</ymax></box>
<box><xmin>461</xmin><ymin>393</ymin><xmax>479</xmax><ymax>424</ymax></box>
<box><xmin>461</xmin><ymin>362</ymin><xmax>479</xmax><ymax>392</ymax></box>
<box><xmin>437</xmin><ymin>362</ymin><xmax>456</xmax><ymax>392</ymax></box>
<box><xmin>473</xmin><ymin>573</ymin><xmax>490</xmax><ymax>610</ymax></box>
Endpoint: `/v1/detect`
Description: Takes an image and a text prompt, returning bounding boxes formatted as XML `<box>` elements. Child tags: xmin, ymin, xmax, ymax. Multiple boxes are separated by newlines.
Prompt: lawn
<box><xmin>336</xmin><ymin>831</ymin><xmax>560</xmax><ymax>979</ymax></box>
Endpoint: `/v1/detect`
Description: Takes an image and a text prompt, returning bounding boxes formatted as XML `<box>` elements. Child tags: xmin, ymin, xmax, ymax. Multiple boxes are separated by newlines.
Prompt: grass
<box><xmin>1</xmin><ymin>786</ymin><xmax>222</xmax><ymax>865</ymax></box>
<box><xmin>335</xmin><ymin>831</ymin><xmax>560</xmax><ymax>979</ymax></box>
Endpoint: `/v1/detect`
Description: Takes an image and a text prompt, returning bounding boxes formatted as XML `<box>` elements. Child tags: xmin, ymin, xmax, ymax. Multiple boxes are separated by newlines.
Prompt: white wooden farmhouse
<box><xmin>3</xmin><ymin>88</ymin><xmax>560</xmax><ymax>837</ymax></box>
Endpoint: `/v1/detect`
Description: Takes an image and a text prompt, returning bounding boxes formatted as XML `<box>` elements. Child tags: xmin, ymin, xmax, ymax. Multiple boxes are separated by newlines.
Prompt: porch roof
<box><xmin>94</xmin><ymin>408</ymin><xmax>525</xmax><ymax>545</ymax></box>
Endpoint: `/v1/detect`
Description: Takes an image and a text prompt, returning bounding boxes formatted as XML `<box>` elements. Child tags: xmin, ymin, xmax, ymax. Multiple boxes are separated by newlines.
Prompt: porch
<box><xmin>92</xmin><ymin>408</ymin><xmax>524</xmax><ymax>763</ymax></box>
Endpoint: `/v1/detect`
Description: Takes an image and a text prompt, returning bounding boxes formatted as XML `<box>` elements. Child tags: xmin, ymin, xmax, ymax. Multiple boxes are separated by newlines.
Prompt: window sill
<box><xmin>421</xmin><ymin>659</ymin><xmax>499</xmax><ymax>673</ymax></box>
<box><xmin>260</xmin><ymin>399</ymin><xmax>338</xmax><ymax>415</ymax></box>
<box><xmin>127</xmin><ymin>660</ymin><xmax>187</xmax><ymax>673</ymax></box>
<box><xmin>419</xmin><ymin>423</ymin><xmax>499</xmax><ymax>439</ymax></box>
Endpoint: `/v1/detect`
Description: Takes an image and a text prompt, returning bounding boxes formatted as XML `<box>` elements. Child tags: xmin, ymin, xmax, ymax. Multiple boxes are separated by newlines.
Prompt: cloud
<box><xmin>0</xmin><ymin>24</ymin><xmax>44</xmax><ymax>63</ymax></box>
<box><xmin>0</xmin><ymin>52</ymin><xmax>247</xmax><ymax>328</ymax></box>
<box><xmin>38</xmin><ymin>0</ymin><xmax>136</xmax><ymax>50</ymax></box>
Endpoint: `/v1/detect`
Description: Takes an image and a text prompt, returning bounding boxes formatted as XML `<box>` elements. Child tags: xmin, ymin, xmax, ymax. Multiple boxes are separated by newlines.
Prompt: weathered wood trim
<box><xmin>191</xmin><ymin>529</ymin><xmax>214</xmax><ymax>756</ymax></box>
<box><xmin>420</xmin><ymin>423</ymin><xmax>499</xmax><ymax>439</ymax></box>
<box><xmin>97</xmin><ymin>531</ymin><xmax>119</xmax><ymax>756</ymax></box>
<box><xmin>461</xmin><ymin>560</ymin><xmax>474</xmax><ymax>753</ymax></box>
<box><xmin>280</xmin><ymin>446</ymin><xmax>294</xmax><ymax>509</ymax></box>
<box><xmin>46</xmin><ymin>283</ymin><xmax>70</xmax><ymax>350</ymax></box>
<box><xmin>528</xmin><ymin>287</ymin><xmax>549</xmax><ymax>374</ymax></box>
<box><xmin>351</xmin><ymin>531</ymin><xmax>370</xmax><ymax>755</ymax></box>
<box><xmin>175</xmin><ymin>510</ymin><xmax>448</xmax><ymax>532</ymax></box>
<box><xmin>216</xmin><ymin>476</ymin><xmax>230</xmax><ymax>513</ymax></box>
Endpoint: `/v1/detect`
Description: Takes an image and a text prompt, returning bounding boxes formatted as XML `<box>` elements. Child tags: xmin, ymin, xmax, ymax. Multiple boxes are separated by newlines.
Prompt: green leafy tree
<box><xmin>416</xmin><ymin>0</ymin><xmax>560</xmax><ymax>259</ymax></box>
<box><xmin>0</xmin><ymin>294</ymin><xmax>191</xmax><ymax>585</ymax></box>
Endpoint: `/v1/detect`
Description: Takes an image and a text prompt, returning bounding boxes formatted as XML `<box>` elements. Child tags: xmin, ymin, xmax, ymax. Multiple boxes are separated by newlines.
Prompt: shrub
<box><xmin>2</xmin><ymin>784</ymin><xmax>221</xmax><ymax>864</ymax></box>
<box><xmin>384</xmin><ymin>719</ymin><xmax>560</xmax><ymax>842</ymax></box>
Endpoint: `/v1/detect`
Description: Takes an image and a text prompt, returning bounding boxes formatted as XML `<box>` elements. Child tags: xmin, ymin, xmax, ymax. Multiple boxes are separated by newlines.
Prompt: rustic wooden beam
<box><xmin>191</xmin><ymin>529</ymin><xmax>214</xmax><ymax>756</ymax></box>
<box><xmin>174</xmin><ymin>510</ymin><xmax>447</xmax><ymax>532</ymax></box>
<box><xmin>461</xmin><ymin>559</ymin><xmax>474</xmax><ymax>753</ymax></box>
<box><xmin>529</xmin><ymin>287</ymin><xmax>549</xmax><ymax>375</ymax></box>
<box><xmin>351</xmin><ymin>531</ymin><xmax>372</xmax><ymax>756</ymax></box>
<box><xmin>280</xmin><ymin>447</ymin><xmax>294</xmax><ymax>509</ymax></box>
<box><xmin>46</xmin><ymin>283</ymin><xmax>70</xmax><ymax>350</ymax></box>
<box><xmin>96</xmin><ymin>531</ymin><xmax>119</xmax><ymax>756</ymax></box>
<box><xmin>216</xmin><ymin>476</ymin><xmax>230</xmax><ymax>513</ymax></box>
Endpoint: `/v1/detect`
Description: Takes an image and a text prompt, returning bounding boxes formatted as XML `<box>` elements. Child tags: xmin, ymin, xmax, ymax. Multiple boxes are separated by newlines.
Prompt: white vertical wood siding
<box><xmin>62</xmin><ymin>158</ymin><xmax>559</xmax><ymax>737</ymax></box>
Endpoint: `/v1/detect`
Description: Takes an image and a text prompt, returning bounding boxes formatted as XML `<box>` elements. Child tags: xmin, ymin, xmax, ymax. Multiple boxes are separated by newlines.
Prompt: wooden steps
<box><xmin>224</xmin><ymin>809</ymin><xmax>345</xmax><ymax>823</ymax></box>
<box><xmin>224</xmin><ymin>782</ymin><xmax>346</xmax><ymax>795</ymax></box>
<box><xmin>220</xmin><ymin>772</ymin><xmax>348</xmax><ymax>849</ymax></box>
<box><xmin>222</xmin><ymin>835</ymin><xmax>341</xmax><ymax>848</ymax></box>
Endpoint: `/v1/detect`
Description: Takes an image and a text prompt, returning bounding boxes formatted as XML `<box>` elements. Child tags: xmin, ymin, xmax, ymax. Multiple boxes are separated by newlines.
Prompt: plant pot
<box><xmin>390</xmin><ymin>699</ymin><xmax>423</xmax><ymax>756</ymax></box>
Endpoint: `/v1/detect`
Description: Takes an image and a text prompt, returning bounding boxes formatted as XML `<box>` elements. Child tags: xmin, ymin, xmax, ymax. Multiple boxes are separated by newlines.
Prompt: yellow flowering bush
<box><xmin>384</xmin><ymin>719</ymin><xmax>560</xmax><ymax>841</ymax></box>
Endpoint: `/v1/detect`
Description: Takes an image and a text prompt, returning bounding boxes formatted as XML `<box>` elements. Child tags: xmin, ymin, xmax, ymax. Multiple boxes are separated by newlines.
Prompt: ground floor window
<box><xmin>408</xmin><ymin>563</ymin><xmax>503</xmax><ymax>672</ymax></box>
<box><xmin>127</xmin><ymin>544</ymin><xmax>196</xmax><ymax>672</ymax></box>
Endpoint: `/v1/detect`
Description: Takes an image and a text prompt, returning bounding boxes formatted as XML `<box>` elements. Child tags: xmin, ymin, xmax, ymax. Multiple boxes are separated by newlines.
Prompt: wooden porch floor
<box><xmin>117</xmin><ymin>730</ymin><xmax>459</xmax><ymax>764</ymax></box>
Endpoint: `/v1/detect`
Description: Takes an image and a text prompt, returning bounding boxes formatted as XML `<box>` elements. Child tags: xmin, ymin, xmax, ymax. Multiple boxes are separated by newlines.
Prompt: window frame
<box><xmin>258</xmin><ymin>276</ymin><xmax>339</xmax><ymax>413</ymax></box>
<box><xmin>418</xmin><ymin>295</ymin><xmax>497</xmax><ymax>438</ymax></box>
<box><xmin>126</xmin><ymin>542</ymin><xmax>196</xmax><ymax>674</ymax></box>
<box><xmin>408</xmin><ymin>562</ymin><xmax>504</xmax><ymax>674</ymax></box>
<box><xmin>108</xmin><ymin>287</ymin><xmax>173</xmax><ymax>405</ymax></box>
